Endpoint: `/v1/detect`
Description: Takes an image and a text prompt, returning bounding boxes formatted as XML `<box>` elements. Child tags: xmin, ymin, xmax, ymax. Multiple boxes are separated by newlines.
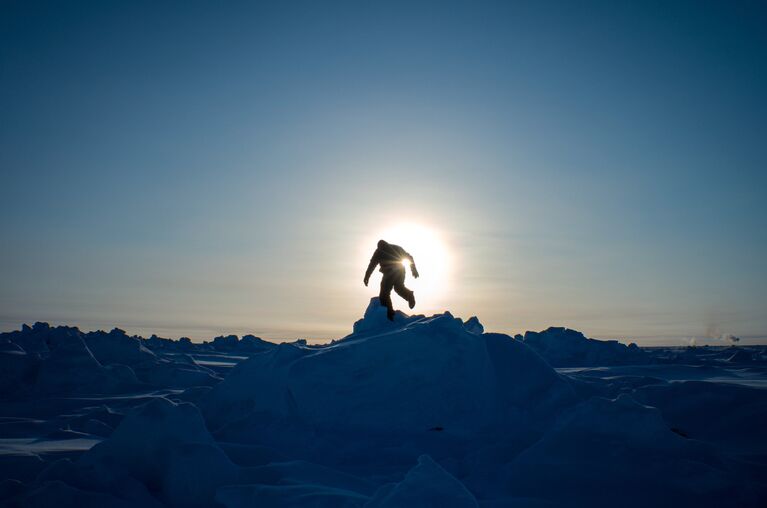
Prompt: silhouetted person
<box><xmin>364</xmin><ymin>239</ymin><xmax>419</xmax><ymax>320</ymax></box>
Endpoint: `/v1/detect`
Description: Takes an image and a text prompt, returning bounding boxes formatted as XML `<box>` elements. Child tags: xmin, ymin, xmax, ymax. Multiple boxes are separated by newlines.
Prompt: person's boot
<box><xmin>386</xmin><ymin>307</ymin><xmax>395</xmax><ymax>321</ymax></box>
<box><xmin>407</xmin><ymin>292</ymin><xmax>416</xmax><ymax>309</ymax></box>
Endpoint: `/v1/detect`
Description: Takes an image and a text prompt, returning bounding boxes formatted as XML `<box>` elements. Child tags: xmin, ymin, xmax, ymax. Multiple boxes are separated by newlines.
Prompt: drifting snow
<box><xmin>1</xmin><ymin>298</ymin><xmax>767</xmax><ymax>507</ymax></box>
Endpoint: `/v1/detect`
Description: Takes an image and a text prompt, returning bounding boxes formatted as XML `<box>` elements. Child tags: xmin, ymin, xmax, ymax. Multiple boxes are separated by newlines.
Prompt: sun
<box><xmin>364</xmin><ymin>222</ymin><xmax>452</xmax><ymax>310</ymax></box>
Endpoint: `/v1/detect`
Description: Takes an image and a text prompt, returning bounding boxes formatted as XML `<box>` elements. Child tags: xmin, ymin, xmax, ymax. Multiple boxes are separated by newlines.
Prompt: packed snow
<box><xmin>1</xmin><ymin>298</ymin><xmax>766</xmax><ymax>507</ymax></box>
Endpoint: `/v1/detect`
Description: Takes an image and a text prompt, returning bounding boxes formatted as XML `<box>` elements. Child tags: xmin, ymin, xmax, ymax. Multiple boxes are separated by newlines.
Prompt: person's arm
<box><xmin>364</xmin><ymin>250</ymin><xmax>380</xmax><ymax>286</ymax></box>
<box><xmin>404</xmin><ymin>251</ymin><xmax>419</xmax><ymax>278</ymax></box>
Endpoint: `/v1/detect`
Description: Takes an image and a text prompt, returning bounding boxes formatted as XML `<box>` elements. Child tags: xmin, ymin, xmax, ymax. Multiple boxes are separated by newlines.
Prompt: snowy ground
<box><xmin>1</xmin><ymin>299</ymin><xmax>766</xmax><ymax>507</ymax></box>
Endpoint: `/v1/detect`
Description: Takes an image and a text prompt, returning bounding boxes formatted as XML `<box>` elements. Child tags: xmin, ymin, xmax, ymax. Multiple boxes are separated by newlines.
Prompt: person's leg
<box><xmin>392</xmin><ymin>270</ymin><xmax>416</xmax><ymax>309</ymax></box>
<box><xmin>379</xmin><ymin>273</ymin><xmax>396</xmax><ymax>320</ymax></box>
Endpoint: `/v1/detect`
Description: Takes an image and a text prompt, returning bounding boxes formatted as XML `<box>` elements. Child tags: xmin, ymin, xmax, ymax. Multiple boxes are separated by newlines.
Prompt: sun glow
<box><xmin>365</xmin><ymin>222</ymin><xmax>452</xmax><ymax>310</ymax></box>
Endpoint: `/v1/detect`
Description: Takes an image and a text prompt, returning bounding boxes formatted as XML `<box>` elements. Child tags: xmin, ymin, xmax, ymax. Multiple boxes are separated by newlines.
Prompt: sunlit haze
<box><xmin>1</xmin><ymin>1</ymin><xmax>766</xmax><ymax>345</ymax></box>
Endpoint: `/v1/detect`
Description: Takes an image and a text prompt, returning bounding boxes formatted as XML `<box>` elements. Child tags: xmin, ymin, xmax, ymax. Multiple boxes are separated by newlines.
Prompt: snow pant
<box><xmin>379</xmin><ymin>268</ymin><xmax>413</xmax><ymax>316</ymax></box>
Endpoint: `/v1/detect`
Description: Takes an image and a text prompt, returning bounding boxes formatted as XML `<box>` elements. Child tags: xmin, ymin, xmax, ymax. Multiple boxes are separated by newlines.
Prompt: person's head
<box><xmin>377</xmin><ymin>239</ymin><xmax>389</xmax><ymax>249</ymax></box>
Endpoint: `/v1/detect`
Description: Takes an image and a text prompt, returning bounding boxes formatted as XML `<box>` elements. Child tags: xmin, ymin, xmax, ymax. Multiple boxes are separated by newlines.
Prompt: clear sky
<box><xmin>2</xmin><ymin>1</ymin><xmax>766</xmax><ymax>345</ymax></box>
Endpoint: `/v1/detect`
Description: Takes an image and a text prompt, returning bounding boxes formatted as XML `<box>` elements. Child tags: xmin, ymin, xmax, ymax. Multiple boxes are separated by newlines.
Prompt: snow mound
<box><xmin>144</xmin><ymin>333</ymin><xmax>194</xmax><ymax>351</ymax></box>
<box><xmin>31</xmin><ymin>326</ymin><xmax>137</xmax><ymax>395</ymax></box>
<box><xmin>366</xmin><ymin>454</ymin><xmax>478</xmax><ymax>508</ymax></box>
<box><xmin>79</xmin><ymin>397</ymin><xmax>237</xmax><ymax>507</ymax></box>
<box><xmin>351</xmin><ymin>297</ymin><xmax>422</xmax><ymax>334</ymax></box>
<box><xmin>2</xmin><ymin>479</ymin><xmax>141</xmax><ymax>508</ymax></box>
<box><xmin>0</xmin><ymin>324</ymin><xmax>220</xmax><ymax>394</ymax></box>
<box><xmin>1</xmin><ymin>322</ymin><xmax>53</xmax><ymax>354</ymax></box>
<box><xmin>217</xmin><ymin>483</ymin><xmax>369</xmax><ymax>508</ymax></box>
<box><xmin>205</xmin><ymin>333</ymin><xmax>276</xmax><ymax>353</ymax></box>
<box><xmin>83</xmin><ymin>328</ymin><xmax>157</xmax><ymax>366</ymax></box>
<box><xmin>520</xmin><ymin>327</ymin><xmax>648</xmax><ymax>367</ymax></box>
<box><xmin>504</xmin><ymin>393</ymin><xmax>762</xmax><ymax>506</ymax></box>
<box><xmin>216</xmin><ymin>460</ymin><xmax>375</xmax><ymax>508</ymax></box>
<box><xmin>462</xmin><ymin>316</ymin><xmax>484</xmax><ymax>336</ymax></box>
<box><xmin>203</xmin><ymin>299</ymin><xmax>574</xmax><ymax>438</ymax></box>
<box><xmin>83</xmin><ymin>328</ymin><xmax>220</xmax><ymax>388</ymax></box>
<box><xmin>0</xmin><ymin>348</ymin><xmax>34</xmax><ymax>396</ymax></box>
<box><xmin>634</xmin><ymin>380</ymin><xmax>767</xmax><ymax>454</ymax></box>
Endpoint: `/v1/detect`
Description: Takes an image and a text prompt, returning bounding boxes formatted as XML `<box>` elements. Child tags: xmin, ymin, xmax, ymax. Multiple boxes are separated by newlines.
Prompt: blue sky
<box><xmin>1</xmin><ymin>1</ymin><xmax>766</xmax><ymax>344</ymax></box>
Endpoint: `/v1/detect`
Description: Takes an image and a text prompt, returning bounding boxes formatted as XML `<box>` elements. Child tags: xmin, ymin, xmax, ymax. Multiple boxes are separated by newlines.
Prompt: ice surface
<box><xmin>1</xmin><ymin>302</ymin><xmax>767</xmax><ymax>507</ymax></box>
<box><xmin>217</xmin><ymin>459</ymin><xmax>375</xmax><ymax>508</ymax></box>
<box><xmin>216</xmin><ymin>483</ymin><xmax>370</xmax><ymax>508</ymax></box>
<box><xmin>205</xmin><ymin>333</ymin><xmax>276</xmax><ymax>354</ymax></box>
<box><xmin>366</xmin><ymin>454</ymin><xmax>478</xmax><ymax>507</ymax></box>
<box><xmin>503</xmin><ymin>393</ymin><xmax>758</xmax><ymax>506</ymax></box>
<box><xmin>202</xmin><ymin>299</ymin><xmax>574</xmax><ymax>441</ymax></box>
<box><xmin>0</xmin><ymin>324</ymin><xmax>220</xmax><ymax>397</ymax></box>
<box><xmin>520</xmin><ymin>326</ymin><xmax>648</xmax><ymax>367</ymax></box>
<box><xmin>78</xmin><ymin>398</ymin><xmax>237</xmax><ymax>507</ymax></box>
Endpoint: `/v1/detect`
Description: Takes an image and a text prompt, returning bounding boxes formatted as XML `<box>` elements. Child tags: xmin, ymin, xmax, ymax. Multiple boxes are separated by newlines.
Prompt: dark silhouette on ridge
<box><xmin>364</xmin><ymin>239</ymin><xmax>419</xmax><ymax>320</ymax></box>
